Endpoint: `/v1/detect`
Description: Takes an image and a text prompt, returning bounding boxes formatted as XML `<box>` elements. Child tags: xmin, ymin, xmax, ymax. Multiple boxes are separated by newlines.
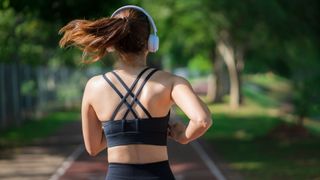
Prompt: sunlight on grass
<box><xmin>244</xmin><ymin>72</ymin><xmax>291</xmax><ymax>93</ymax></box>
<box><xmin>230</xmin><ymin>162</ymin><xmax>264</xmax><ymax>170</ymax></box>
<box><xmin>209</xmin><ymin>102</ymin><xmax>277</xmax><ymax>117</ymax></box>
<box><xmin>203</xmin><ymin>111</ymin><xmax>281</xmax><ymax>141</ymax></box>
<box><xmin>243</xmin><ymin>84</ymin><xmax>279</xmax><ymax>108</ymax></box>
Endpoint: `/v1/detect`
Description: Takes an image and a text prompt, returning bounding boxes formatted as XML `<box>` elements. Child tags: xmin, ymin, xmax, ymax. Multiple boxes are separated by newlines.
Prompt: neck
<box><xmin>115</xmin><ymin>53</ymin><xmax>148</xmax><ymax>70</ymax></box>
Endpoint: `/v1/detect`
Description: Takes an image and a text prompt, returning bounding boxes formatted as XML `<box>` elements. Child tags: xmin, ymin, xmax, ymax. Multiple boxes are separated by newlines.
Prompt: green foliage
<box><xmin>0</xmin><ymin>7</ymin><xmax>57</xmax><ymax>65</ymax></box>
<box><xmin>210</xmin><ymin>0</ymin><xmax>320</xmax><ymax>120</ymax></box>
<box><xmin>0</xmin><ymin>8</ymin><xmax>15</xmax><ymax>61</ymax></box>
<box><xmin>138</xmin><ymin>0</ymin><xmax>216</xmax><ymax>66</ymax></box>
<box><xmin>8</xmin><ymin>0</ymin><xmax>125</xmax><ymax>22</ymax></box>
<box><xmin>21</xmin><ymin>80</ymin><xmax>36</xmax><ymax>96</ymax></box>
<box><xmin>1</xmin><ymin>0</ymin><xmax>320</xmax><ymax>121</ymax></box>
<box><xmin>56</xmin><ymin>70</ymin><xmax>87</xmax><ymax>104</ymax></box>
<box><xmin>285</xmin><ymin>39</ymin><xmax>320</xmax><ymax>119</ymax></box>
<box><xmin>187</xmin><ymin>54</ymin><xmax>212</xmax><ymax>75</ymax></box>
<box><xmin>1</xmin><ymin>0</ymin><xmax>126</xmax><ymax>67</ymax></box>
<box><xmin>2</xmin><ymin>0</ymin><xmax>10</xmax><ymax>8</ymax></box>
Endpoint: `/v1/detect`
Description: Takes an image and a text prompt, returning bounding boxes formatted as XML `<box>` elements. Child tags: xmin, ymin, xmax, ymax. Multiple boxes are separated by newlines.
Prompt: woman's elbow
<box><xmin>196</xmin><ymin>116</ymin><xmax>213</xmax><ymax>129</ymax></box>
<box><xmin>206</xmin><ymin>117</ymin><xmax>213</xmax><ymax>129</ymax></box>
<box><xmin>86</xmin><ymin>148</ymin><xmax>99</xmax><ymax>157</ymax></box>
<box><xmin>83</xmin><ymin>136</ymin><xmax>107</xmax><ymax>157</ymax></box>
<box><xmin>85</xmin><ymin>144</ymin><xmax>102</xmax><ymax>156</ymax></box>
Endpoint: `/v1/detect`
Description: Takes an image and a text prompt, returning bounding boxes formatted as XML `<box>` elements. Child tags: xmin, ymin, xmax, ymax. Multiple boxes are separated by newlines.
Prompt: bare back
<box><xmin>88</xmin><ymin>67</ymin><xmax>174</xmax><ymax>163</ymax></box>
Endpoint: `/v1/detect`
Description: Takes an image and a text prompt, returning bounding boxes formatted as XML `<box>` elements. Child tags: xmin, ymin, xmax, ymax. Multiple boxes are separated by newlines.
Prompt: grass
<box><xmin>203</xmin><ymin>109</ymin><xmax>320</xmax><ymax>180</ymax></box>
<box><xmin>213</xmin><ymin>137</ymin><xmax>320</xmax><ymax>180</ymax></box>
<box><xmin>178</xmin><ymin>73</ymin><xmax>320</xmax><ymax>180</ymax></box>
<box><xmin>0</xmin><ymin>110</ymin><xmax>80</xmax><ymax>147</ymax></box>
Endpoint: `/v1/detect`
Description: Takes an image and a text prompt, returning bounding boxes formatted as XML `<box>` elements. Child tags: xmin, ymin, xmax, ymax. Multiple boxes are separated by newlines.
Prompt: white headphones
<box><xmin>111</xmin><ymin>5</ymin><xmax>159</xmax><ymax>53</ymax></box>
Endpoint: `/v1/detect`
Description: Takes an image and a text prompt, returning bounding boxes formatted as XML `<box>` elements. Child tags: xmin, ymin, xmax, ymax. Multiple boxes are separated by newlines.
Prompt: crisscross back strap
<box><xmin>102</xmin><ymin>74</ymin><xmax>139</xmax><ymax>119</ymax></box>
<box><xmin>111</xmin><ymin>71</ymin><xmax>152</xmax><ymax>119</ymax></box>
<box><xmin>102</xmin><ymin>67</ymin><xmax>150</xmax><ymax>121</ymax></box>
<box><xmin>122</xmin><ymin>68</ymin><xmax>159</xmax><ymax>119</ymax></box>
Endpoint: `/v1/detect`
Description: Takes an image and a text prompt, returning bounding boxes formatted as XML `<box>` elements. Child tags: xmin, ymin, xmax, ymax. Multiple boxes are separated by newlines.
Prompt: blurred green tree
<box><xmin>262</xmin><ymin>0</ymin><xmax>320</xmax><ymax>125</ymax></box>
<box><xmin>140</xmin><ymin>0</ymin><xmax>320</xmax><ymax>119</ymax></box>
<box><xmin>2</xmin><ymin>0</ymin><xmax>320</xmax><ymax>124</ymax></box>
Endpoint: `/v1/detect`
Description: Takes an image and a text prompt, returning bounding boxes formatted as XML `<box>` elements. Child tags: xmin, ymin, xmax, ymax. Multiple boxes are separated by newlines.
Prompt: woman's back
<box><xmin>84</xmin><ymin>67</ymin><xmax>175</xmax><ymax>163</ymax></box>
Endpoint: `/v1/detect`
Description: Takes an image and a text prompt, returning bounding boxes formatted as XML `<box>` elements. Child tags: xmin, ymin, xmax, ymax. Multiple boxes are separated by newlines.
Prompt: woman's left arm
<box><xmin>81</xmin><ymin>79</ymin><xmax>107</xmax><ymax>156</ymax></box>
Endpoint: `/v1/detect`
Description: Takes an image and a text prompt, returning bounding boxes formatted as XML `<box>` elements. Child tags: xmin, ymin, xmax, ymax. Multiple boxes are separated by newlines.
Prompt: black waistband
<box><xmin>108</xmin><ymin>160</ymin><xmax>170</xmax><ymax>167</ymax></box>
<box><xmin>106</xmin><ymin>160</ymin><xmax>175</xmax><ymax>180</ymax></box>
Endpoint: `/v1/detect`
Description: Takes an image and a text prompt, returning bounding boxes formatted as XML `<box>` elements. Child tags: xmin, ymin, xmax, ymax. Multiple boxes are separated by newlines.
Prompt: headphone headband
<box><xmin>111</xmin><ymin>5</ymin><xmax>157</xmax><ymax>34</ymax></box>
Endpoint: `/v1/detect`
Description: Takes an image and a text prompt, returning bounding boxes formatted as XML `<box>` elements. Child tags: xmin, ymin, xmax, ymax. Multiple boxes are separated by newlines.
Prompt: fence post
<box><xmin>25</xmin><ymin>65</ymin><xmax>33</xmax><ymax>119</ymax></box>
<box><xmin>0</xmin><ymin>64</ymin><xmax>6</xmax><ymax>129</ymax></box>
<box><xmin>36</xmin><ymin>66</ymin><xmax>47</xmax><ymax>117</ymax></box>
<box><xmin>12</xmin><ymin>63</ymin><xmax>21</xmax><ymax>126</ymax></box>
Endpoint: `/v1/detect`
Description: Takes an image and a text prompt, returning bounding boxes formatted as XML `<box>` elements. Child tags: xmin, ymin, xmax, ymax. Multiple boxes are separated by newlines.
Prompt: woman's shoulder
<box><xmin>154</xmin><ymin>69</ymin><xmax>189</xmax><ymax>84</ymax></box>
<box><xmin>84</xmin><ymin>74</ymin><xmax>110</xmax><ymax>92</ymax></box>
<box><xmin>154</xmin><ymin>69</ymin><xmax>187</xmax><ymax>81</ymax></box>
<box><xmin>84</xmin><ymin>69</ymin><xmax>190</xmax><ymax>90</ymax></box>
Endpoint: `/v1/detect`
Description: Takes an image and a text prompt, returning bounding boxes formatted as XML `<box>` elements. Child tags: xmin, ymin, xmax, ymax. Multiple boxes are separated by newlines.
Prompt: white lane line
<box><xmin>191</xmin><ymin>141</ymin><xmax>226</xmax><ymax>180</ymax></box>
<box><xmin>49</xmin><ymin>144</ymin><xmax>84</xmax><ymax>180</ymax></box>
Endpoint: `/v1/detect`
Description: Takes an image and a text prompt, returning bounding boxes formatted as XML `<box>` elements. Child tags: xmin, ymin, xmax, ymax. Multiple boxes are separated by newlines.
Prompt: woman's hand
<box><xmin>167</xmin><ymin>118</ymin><xmax>188</xmax><ymax>144</ymax></box>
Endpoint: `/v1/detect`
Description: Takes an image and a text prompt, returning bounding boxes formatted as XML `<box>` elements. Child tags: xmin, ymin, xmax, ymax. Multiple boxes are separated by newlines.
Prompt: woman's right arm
<box><xmin>170</xmin><ymin>75</ymin><xmax>212</xmax><ymax>144</ymax></box>
<box><xmin>81</xmin><ymin>78</ymin><xmax>107</xmax><ymax>156</ymax></box>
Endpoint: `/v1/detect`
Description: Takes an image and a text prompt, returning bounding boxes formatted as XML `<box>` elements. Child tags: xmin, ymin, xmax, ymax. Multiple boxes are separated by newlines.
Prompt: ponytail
<box><xmin>59</xmin><ymin>17</ymin><xmax>130</xmax><ymax>63</ymax></box>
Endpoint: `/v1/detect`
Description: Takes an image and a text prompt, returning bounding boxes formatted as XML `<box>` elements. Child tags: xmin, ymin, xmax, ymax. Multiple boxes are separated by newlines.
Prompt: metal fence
<box><xmin>0</xmin><ymin>63</ymin><xmax>104</xmax><ymax>130</ymax></box>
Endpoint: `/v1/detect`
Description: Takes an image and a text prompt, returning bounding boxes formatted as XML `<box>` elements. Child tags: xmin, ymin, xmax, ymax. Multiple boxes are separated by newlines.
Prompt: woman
<box><xmin>59</xmin><ymin>5</ymin><xmax>212</xmax><ymax>180</ymax></box>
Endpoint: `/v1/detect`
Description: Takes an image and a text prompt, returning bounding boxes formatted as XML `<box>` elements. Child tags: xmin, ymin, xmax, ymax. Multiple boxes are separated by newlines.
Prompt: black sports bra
<box><xmin>101</xmin><ymin>67</ymin><xmax>170</xmax><ymax>148</ymax></box>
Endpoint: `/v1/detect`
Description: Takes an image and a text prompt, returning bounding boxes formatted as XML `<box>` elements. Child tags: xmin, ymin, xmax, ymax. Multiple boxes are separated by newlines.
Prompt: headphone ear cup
<box><xmin>148</xmin><ymin>34</ymin><xmax>159</xmax><ymax>52</ymax></box>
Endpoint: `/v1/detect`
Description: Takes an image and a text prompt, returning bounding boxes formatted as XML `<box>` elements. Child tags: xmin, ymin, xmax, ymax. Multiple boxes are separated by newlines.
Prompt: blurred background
<box><xmin>0</xmin><ymin>0</ymin><xmax>319</xmax><ymax>179</ymax></box>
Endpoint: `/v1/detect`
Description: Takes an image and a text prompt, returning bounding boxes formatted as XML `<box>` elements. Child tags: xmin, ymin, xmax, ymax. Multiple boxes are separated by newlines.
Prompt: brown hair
<box><xmin>59</xmin><ymin>9</ymin><xmax>150</xmax><ymax>63</ymax></box>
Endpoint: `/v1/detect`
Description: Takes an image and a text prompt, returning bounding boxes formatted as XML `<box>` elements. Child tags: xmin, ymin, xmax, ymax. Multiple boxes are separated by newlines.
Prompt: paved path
<box><xmin>0</xmin><ymin>114</ymin><xmax>228</xmax><ymax>180</ymax></box>
<box><xmin>0</xmin><ymin>121</ymin><xmax>81</xmax><ymax>180</ymax></box>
